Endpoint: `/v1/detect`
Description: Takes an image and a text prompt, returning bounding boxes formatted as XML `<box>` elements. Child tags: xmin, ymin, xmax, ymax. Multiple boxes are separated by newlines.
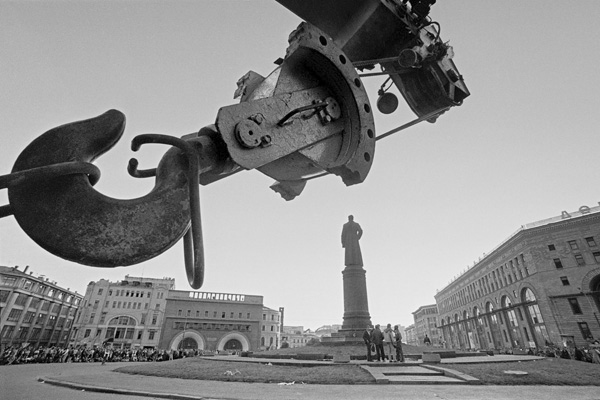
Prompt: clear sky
<box><xmin>1</xmin><ymin>1</ymin><xmax>599</xmax><ymax>330</ymax></box>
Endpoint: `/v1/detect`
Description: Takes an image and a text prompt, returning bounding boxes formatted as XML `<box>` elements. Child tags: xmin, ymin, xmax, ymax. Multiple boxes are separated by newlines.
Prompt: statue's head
<box><xmin>348</xmin><ymin>215</ymin><xmax>354</xmax><ymax>221</ymax></box>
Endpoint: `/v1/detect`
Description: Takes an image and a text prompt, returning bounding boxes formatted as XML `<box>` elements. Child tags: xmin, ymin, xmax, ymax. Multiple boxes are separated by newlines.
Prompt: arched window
<box><xmin>108</xmin><ymin>316</ymin><xmax>137</xmax><ymax>326</ymax></box>
<box><xmin>523</xmin><ymin>288</ymin><xmax>536</xmax><ymax>303</ymax></box>
<box><xmin>521</xmin><ymin>288</ymin><xmax>549</xmax><ymax>345</ymax></box>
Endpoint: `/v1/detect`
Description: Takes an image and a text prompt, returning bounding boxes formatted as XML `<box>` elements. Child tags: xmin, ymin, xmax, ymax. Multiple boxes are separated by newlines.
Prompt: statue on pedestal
<box><xmin>341</xmin><ymin>215</ymin><xmax>363</xmax><ymax>267</ymax></box>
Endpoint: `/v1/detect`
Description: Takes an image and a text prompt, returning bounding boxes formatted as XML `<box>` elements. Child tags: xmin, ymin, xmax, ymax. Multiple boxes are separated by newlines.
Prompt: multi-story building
<box><xmin>281</xmin><ymin>326</ymin><xmax>318</xmax><ymax>348</ymax></box>
<box><xmin>158</xmin><ymin>289</ymin><xmax>280</xmax><ymax>352</ymax></box>
<box><xmin>261</xmin><ymin>306</ymin><xmax>282</xmax><ymax>350</ymax></box>
<box><xmin>435</xmin><ymin>205</ymin><xmax>600</xmax><ymax>350</ymax></box>
<box><xmin>0</xmin><ymin>265</ymin><xmax>82</xmax><ymax>351</ymax></box>
<box><xmin>412</xmin><ymin>304</ymin><xmax>440</xmax><ymax>346</ymax></box>
<box><xmin>71</xmin><ymin>275</ymin><xmax>174</xmax><ymax>349</ymax></box>
<box><xmin>405</xmin><ymin>324</ymin><xmax>417</xmax><ymax>346</ymax></box>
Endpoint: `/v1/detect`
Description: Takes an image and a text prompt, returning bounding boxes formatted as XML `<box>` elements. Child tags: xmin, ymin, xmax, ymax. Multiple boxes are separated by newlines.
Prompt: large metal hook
<box><xmin>6</xmin><ymin>110</ymin><xmax>198</xmax><ymax>279</ymax></box>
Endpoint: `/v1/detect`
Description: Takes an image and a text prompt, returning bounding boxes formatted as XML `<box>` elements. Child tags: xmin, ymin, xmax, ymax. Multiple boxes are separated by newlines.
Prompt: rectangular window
<box><xmin>148</xmin><ymin>331</ymin><xmax>156</xmax><ymax>340</ymax></box>
<box><xmin>7</xmin><ymin>309</ymin><xmax>22</xmax><ymax>321</ymax></box>
<box><xmin>575</xmin><ymin>254</ymin><xmax>586</xmax><ymax>266</ymax></box>
<box><xmin>99</xmin><ymin>312</ymin><xmax>107</xmax><ymax>324</ymax></box>
<box><xmin>548</xmin><ymin>244</ymin><xmax>556</xmax><ymax>251</ymax></box>
<box><xmin>30</xmin><ymin>328</ymin><xmax>41</xmax><ymax>339</ymax></box>
<box><xmin>151</xmin><ymin>314</ymin><xmax>157</xmax><ymax>325</ymax></box>
<box><xmin>15</xmin><ymin>293</ymin><xmax>28</xmax><ymax>306</ymax></box>
<box><xmin>137</xmin><ymin>331</ymin><xmax>143</xmax><ymax>340</ymax></box>
<box><xmin>84</xmin><ymin>329</ymin><xmax>91</xmax><ymax>338</ymax></box>
<box><xmin>187</xmin><ymin>309</ymin><xmax>191</xmax><ymax>317</ymax></box>
<box><xmin>1</xmin><ymin>276</ymin><xmax>17</xmax><ymax>286</ymax></box>
<box><xmin>568</xmin><ymin>240</ymin><xmax>579</xmax><ymax>250</ymax></box>
<box><xmin>247</xmin><ymin>313</ymin><xmax>250</xmax><ymax>319</ymax></box>
<box><xmin>578</xmin><ymin>322</ymin><xmax>593</xmax><ymax>340</ymax></box>
<box><xmin>553</xmin><ymin>258</ymin><xmax>563</xmax><ymax>269</ymax></box>
<box><xmin>585</xmin><ymin>237</ymin><xmax>597</xmax><ymax>247</ymax></box>
<box><xmin>222</xmin><ymin>312</ymin><xmax>226</xmax><ymax>318</ymax></box>
<box><xmin>213</xmin><ymin>311</ymin><xmax>217</xmax><ymax>318</ymax></box>
<box><xmin>594</xmin><ymin>252</ymin><xmax>600</xmax><ymax>263</ymax></box>
<box><xmin>23</xmin><ymin>311</ymin><xmax>35</xmax><ymax>323</ymax></box>
<box><xmin>560</xmin><ymin>276</ymin><xmax>570</xmax><ymax>286</ymax></box>
<box><xmin>0</xmin><ymin>290</ymin><xmax>9</xmax><ymax>302</ymax></box>
<box><xmin>568</xmin><ymin>298</ymin><xmax>582</xmax><ymax>314</ymax></box>
<box><xmin>89</xmin><ymin>313</ymin><xmax>95</xmax><ymax>323</ymax></box>
<box><xmin>98</xmin><ymin>288</ymin><xmax>103</xmax><ymax>295</ymax></box>
<box><xmin>230</xmin><ymin>312</ymin><xmax>234</xmax><ymax>319</ymax></box>
<box><xmin>106</xmin><ymin>327</ymin><xmax>115</xmax><ymax>339</ymax></box>
<box><xmin>205</xmin><ymin>311</ymin><xmax>209</xmax><ymax>317</ymax></box>
<box><xmin>36</xmin><ymin>313</ymin><xmax>46</xmax><ymax>324</ymax></box>
<box><xmin>196</xmin><ymin>310</ymin><xmax>200</xmax><ymax>318</ymax></box>
<box><xmin>1</xmin><ymin>325</ymin><xmax>15</xmax><ymax>339</ymax></box>
<box><xmin>17</xmin><ymin>326</ymin><xmax>29</xmax><ymax>340</ymax></box>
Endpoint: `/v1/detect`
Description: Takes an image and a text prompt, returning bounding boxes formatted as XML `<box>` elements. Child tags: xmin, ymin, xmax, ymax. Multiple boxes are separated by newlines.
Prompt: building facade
<box><xmin>71</xmin><ymin>275</ymin><xmax>174</xmax><ymax>349</ymax></box>
<box><xmin>0</xmin><ymin>265</ymin><xmax>82</xmax><ymax>351</ymax></box>
<box><xmin>405</xmin><ymin>324</ymin><xmax>417</xmax><ymax>346</ymax></box>
<box><xmin>435</xmin><ymin>205</ymin><xmax>600</xmax><ymax>351</ymax></box>
<box><xmin>412</xmin><ymin>304</ymin><xmax>440</xmax><ymax>346</ymax></box>
<box><xmin>261</xmin><ymin>306</ymin><xmax>282</xmax><ymax>350</ymax></box>
<box><xmin>281</xmin><ymin>326</ymin><xmax>319</xmax><ymax>348</ymax></box>
<box><xmin>158</xmin><ymin>290</ymin><xmax>280</xmax><ymax>352</ymax></box>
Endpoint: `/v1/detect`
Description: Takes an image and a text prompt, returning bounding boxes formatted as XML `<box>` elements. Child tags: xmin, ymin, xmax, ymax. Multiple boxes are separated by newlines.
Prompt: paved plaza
<box><xmin>2</xmin><ymin>355</ymin><xmax>595</xmax><ymax>400</ymax></box>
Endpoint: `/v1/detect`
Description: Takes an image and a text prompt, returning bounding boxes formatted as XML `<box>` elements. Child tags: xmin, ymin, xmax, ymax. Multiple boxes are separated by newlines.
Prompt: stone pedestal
<box><xmin>342</xmin><ymin>265</ymin><xmax>371</xmax><ymax>330</ymax></box>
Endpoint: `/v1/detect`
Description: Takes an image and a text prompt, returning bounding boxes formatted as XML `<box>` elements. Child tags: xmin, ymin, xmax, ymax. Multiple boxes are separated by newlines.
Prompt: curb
<box><xmin>38</xmin><ymin>377</ymin><xmax>208</xmax><ymax>400</ymax></box>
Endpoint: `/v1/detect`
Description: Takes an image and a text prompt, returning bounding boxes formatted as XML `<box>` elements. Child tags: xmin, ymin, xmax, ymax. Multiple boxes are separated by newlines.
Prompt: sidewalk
<box><xmin>39</xmin><ymin>358</ymin><xmax>599</xmax><ymax>400</ymax></box>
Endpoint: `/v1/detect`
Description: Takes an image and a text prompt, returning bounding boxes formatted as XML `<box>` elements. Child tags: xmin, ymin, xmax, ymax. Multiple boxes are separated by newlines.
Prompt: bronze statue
<box><xmin>341</xmin><ymin>215</ymin><xmax>363</xmax><ymax>266</ymax></box>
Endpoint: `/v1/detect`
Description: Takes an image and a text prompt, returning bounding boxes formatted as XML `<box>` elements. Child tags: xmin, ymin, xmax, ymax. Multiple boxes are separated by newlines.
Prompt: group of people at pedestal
<box><xmin>363</xmin><ymin>323</ymin><xmax>404</xmax><ymax>362</ymax></box>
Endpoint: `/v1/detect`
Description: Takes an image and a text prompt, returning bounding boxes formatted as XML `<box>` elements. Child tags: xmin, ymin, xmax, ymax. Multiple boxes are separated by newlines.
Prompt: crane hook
<box><xmin>6</xmin><ymin>110</ymin><xmax>217</xmax><ymax>288</ymax></box>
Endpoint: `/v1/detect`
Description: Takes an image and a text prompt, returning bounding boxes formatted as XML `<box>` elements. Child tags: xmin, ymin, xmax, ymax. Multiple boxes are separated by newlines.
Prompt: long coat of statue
<box><xmin>341</xmin><ymin>217</ymin><xmax>363</xmax><ymax>266</ymax></box>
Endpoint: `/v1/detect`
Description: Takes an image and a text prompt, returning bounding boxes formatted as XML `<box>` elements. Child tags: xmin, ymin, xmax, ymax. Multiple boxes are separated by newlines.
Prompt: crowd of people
<box><xmin>363</xmin><ymin>323</ymin><xmax>404</xmax><ymax>362</ymax></box>
<box><xmin>0</xmin><ymin>344</ymin><xmax>198</xmax><ymax>365</ymax></box>
<box><xmin>533</xmin><ymin>343</ymin><xmax>600</xmax><ymax>363</ymax></box>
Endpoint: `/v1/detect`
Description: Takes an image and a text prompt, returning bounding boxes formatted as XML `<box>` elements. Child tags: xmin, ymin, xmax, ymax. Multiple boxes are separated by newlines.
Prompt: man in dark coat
<box><xmin>371</xmin><ymin>324</ymin><xmax>385</xmax><ymax>362</ymax></box>
<box><xmin>363</xmin><ymin>326</ymin><xmax>373</xmax><ymax>362</ymax></box>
